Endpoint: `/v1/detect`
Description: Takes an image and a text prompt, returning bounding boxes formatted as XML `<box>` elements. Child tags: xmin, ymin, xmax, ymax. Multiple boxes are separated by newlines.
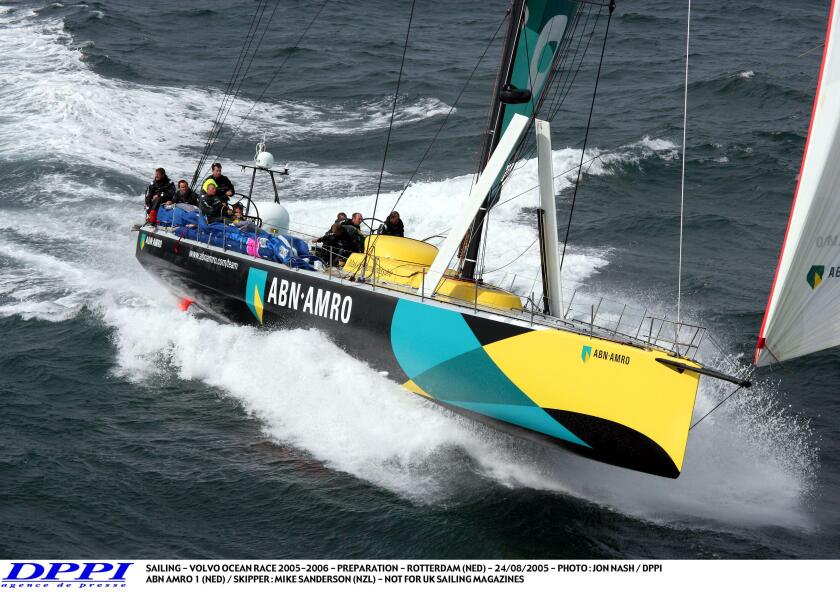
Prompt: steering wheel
<box><xmin>361</xmin><ymin>217</ymin><xmax>385</xmax><ymax>234</ymax></box>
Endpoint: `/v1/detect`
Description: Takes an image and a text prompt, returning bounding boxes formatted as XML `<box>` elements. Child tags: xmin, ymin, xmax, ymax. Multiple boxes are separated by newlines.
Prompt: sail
<box><xmin>461</xmin><ymin>0</ymin><xmax>581</xmax><ymax>279</ymax></box>
<box><xmin>756</xmin><ymin>0</ymin><xmax>840</xmax><ymax>366</ymax></box>
<box><xmin>498</xmin><ymin>0</ymin><xmax>580</xmax><ymax>140</ymax></box>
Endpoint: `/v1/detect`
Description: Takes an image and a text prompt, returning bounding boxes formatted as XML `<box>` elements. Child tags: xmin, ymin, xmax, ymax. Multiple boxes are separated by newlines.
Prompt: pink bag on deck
<box><xmin>246</xmin><ymin>237</ymin><xmax>260</xmax><ymax>257</ymax></box>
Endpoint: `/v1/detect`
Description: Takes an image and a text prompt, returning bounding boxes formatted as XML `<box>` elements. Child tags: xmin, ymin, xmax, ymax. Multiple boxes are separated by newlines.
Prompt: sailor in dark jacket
<box><xmin>315</xmin><ymin>223</ymin><xmax>358</xmax><ymax>264</ymax></box>
<box><xmin>341</xmin><ymin>212</ymin><xmax>366</xmax><ymax>252</ymax></box>
<box><xmin>173</xmin><ymin>180</ymin><xmax>198</xmax><ymax>206</ymax></box>
<box><xmin>379</xmin><ymin>210</ymin><xmax>404</xmax><ymax>237</ymax></box>
<box><xmin>202</xmin><ymin>162</ymin><xmax>235</xmax><ymax>197</ymax></box>
<box><xmin>144</xmin><ymin>167</ymin><xmax>176</xmax><ymax>222</ymax></box>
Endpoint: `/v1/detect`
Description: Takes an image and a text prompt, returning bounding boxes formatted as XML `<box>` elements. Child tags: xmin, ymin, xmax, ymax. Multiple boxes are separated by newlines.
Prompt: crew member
<box><xmin>315</xmin><ymin>223</ymin><xmax>358</xmax><ymax>264</ymax></box>
<box><xmin>144</xmin><ymin>167</ymin><xmax>176</xmax><ymax>223</ymax></box>
<box><xmin>379</xmin><ymin>211</ymin><xmax>404</xmax><ymax>237</ymax></box>
<box><xmin>202</xmin><ymin>162</ymin><xmax>235</xmax><ymax>197</ymax></box>
<box><xmin>342</xmin><ymin>212</ymin><xmax>363</xmax><ymax>231</ymax></box>
<box><xmin>200</xmin><ymin>181</ymin><xmax>231</xmax><ymax>222</ymax></box>
<box><xmin>173</xmin><ymin>179</ymin><xmax>198</xmax><ymax>206</ymax></box>
<box><xmin>341</xmin><ymin>212</ymin><xmax>365</xmax><ymax>252</ymax></box>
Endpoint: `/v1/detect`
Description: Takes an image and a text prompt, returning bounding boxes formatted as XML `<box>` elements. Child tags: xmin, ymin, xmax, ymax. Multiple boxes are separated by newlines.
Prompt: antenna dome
<box><xmin>255</xmin><ymin>151</ymin><xmax>275</xmax><ymax>169</ymax></box>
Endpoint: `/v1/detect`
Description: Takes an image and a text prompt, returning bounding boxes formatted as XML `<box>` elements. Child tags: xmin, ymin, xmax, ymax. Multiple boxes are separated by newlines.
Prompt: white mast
<box><xmin>422</xmin><ymin>113</ymin><xmax>531</xmax><ymax>299</ymax></box>
<box><xmin>535</xmin><ymin>119</ymin><xmax>564</xmax><ymax>315</ymax></box>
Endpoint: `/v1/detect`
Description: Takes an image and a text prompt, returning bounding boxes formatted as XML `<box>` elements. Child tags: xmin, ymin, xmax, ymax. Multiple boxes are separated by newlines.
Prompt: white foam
<box><xmin>518</xmin><ymin>371</ymin><xmax>818</xmax><ymax>530</ymax></box>
<box><xmin>0</xmin><ymin>8</ymin><xmax>451</xmax><ymax>181</ymax></box>
<box><xmin>279</xmin><ymin>143</ymin><xmax>619</xmax><ymax>296</ymax></box>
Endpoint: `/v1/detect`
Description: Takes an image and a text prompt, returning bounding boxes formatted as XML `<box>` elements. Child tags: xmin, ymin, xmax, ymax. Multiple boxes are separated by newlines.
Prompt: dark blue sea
<box><xmin>1</xmin><ymin>0</ymin><xmax>838</xmax><ymax>558</ymax></box>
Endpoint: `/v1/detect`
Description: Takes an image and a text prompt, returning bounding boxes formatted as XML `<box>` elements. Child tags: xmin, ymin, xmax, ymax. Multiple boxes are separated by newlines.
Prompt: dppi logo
<box><xmin>4</xmin><ymin>562</ymin><xmax>132</xmax><ymax>587</ymax></box>
<box><xmin>807</xmin><ymin>265</ymin><xmax>825</xmax><ymax>290</ymax></box>
<box><xmin>581</xmin><ymin>345</ymin><xmax>592</xmax><ymax>363</ymax></box>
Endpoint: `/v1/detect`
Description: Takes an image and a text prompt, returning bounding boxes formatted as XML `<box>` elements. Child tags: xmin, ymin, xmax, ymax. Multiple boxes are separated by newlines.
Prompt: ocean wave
<box><xmin>688</xmin><ymin>70</ymin><xmax>810</xmax><ymax>104</ymax></box>
<box><xmin>0</xmin><ymin>8</ymin><xmax>451</xmax><ymax>180</ymax></box>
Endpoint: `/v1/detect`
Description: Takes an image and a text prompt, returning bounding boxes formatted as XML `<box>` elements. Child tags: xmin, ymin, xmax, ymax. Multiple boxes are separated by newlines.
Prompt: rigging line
<box><xmin>542</xmin><ymin>5</ymin><xmax>590</xmax><ymax>116</ymax></box>
<box><xmin>371</xmin><ymin>0</ymin><xmax>417</xmax><ymax>224</ymax></box>
<box><xmin>349</xmin><ymin>0</ymin><xmax>416</xmax><ymax>283</ymax></box>
<box><xmin>540</xmin><ymin>5</ymin><xmax>592</xmax><ymax>120</ymax></box>
<box><xmin>478</xmin><ymin>206</ymin><xmax>491</xmax><ymax>280</ymax></box>
<box><xmin>532</xmin><ymin>4</ymin><xmax>587</xmax><ymax>121</ymax></box>
<box><xmin>466</xmin><ymin>5</ymin><xmax>589</xmax><ymax>273</ymax></box>
<box><xmin>456</xmin><ymin>155</ymin><xmax>519</xmax><ymax>275</ymax></box>
<box><xmin>515</xmin><ymin>4</ymin><xmax>589</xmax><ymax>162</ymax></box>
<box><xmin>211</xmin><ymin>0</ymin><xmax>332</xmax><ymax>165</ymax></box>
<box><xmin>482</xmin><ymin>237</ymin><xmax>539</xmax><ymax>275</ymax></box>
<box><xmin>388</xmin><ymin>10</ymin><xmax>508</xmax><ymax>216</ymax></box>
<box><xmin>689</xmin><ymin>384</ymin><xmax>745</xmax><ymax>430</ymax></box>
<box><xmin>208</xmin><ymin>0</ymin><xmax>282</xmax><ymax>162</ymax></box>
<box><xmin>493</xmin><ymin>154</ymin><xmax>603</xmax><ymax>209</ymax></box>
<box><xmin>677</xmin><ymin>0</ymin><xmax>691</xmax><ymax>326</ymax></box>
<box><xmin>798</xmin><ymin>41</ymin><xmax>824</xmax><ymax>57</ymax></box>
<box><xmin>557</xmin><ymin>0</ymin><xmax>614</xmax><ymax>278</ymax></box>
<box><xmin>541</xmin><ymin>11</ymin><xmax>597</xmax><ymax>136</ymax></box>
<box><xmin>498</xmin><ymin>6</ymin><xmax>569</xmax><ymax>174</ymax></box>
<box><xmin>546</xmin><ymin>6</ymin><xmax>601</xmax><ymax>121</ymax></box>
<box><xmin>201</xmin><ymin>0</ymin><xmax>271</xmax><ymax>150</ymax></box>
<box><xmin>205</xmin><ymin>0</ymin><xmax>269</xmax><ymax>138</ymax></box>
<box><xmin>199</xmin><ymin>0</ymin><xmax>282</xmax><ymax>182</ymax></box>
<box><xmin>192</xmin><ymin>0</ymin><xmax>271</xmax><ymax>186</ymax></box>
<box><xmin>209</xmin><ymin>0</ymin><xmax>270</xmax><ymax>135</ymax></box>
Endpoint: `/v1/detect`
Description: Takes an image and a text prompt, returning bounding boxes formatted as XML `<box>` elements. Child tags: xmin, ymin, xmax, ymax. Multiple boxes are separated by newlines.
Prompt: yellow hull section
<box><xmin>483</xmin><ymin>331</ymin><xmax>700</xmax><ymax>472</ymax></box>
<box><xmin>389</xmin><ymin>293</ymin><xmax>701</xmax><ymax>477</ymax></box>
<box><xmin>340</xmin><ymin>236</ymin><xmax>700</xmax><ymax>476</ymax></box>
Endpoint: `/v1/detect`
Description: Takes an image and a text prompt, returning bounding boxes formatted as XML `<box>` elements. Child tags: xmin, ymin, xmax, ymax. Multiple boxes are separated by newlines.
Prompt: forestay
<box><xmin>756</xmin><ymin>1</ymin><xmax>840</xmax><ymax>366</ymax></box>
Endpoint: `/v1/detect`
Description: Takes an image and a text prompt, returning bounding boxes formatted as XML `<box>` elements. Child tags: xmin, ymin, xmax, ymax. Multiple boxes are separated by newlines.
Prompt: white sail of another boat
<box><xmin>756</xmin><ymin>1</ymin><xmax>840</xmax><ymax>366</ymax></box>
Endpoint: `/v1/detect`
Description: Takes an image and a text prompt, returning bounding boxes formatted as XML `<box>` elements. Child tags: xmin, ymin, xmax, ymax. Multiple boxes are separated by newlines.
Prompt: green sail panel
<box><xmin>460</xmin><ymin>0</ymin><xmax>580</xmax><ymax>280</ymax></box>
<box><xmin>499</xmin><ymin>0</ymin><xmax>580</xmax><ymax>138</ymax></box>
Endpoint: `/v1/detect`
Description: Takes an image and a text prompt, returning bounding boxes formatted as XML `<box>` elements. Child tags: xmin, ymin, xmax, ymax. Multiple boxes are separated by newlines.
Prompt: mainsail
<box><xmin>460</xmin><ymin>0</ymin><xmax>581</xmax><ymax>279</ymax></box>
<box><xmin>756</xmin><ymin>0</ymin><xmax>840</xmax><ymax>366</ymax></box>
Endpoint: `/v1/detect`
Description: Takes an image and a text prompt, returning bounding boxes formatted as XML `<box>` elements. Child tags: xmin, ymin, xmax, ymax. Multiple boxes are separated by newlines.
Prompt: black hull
<box><xmin>135</xmin><ymin>228</ymin><xmax>696</xmax><ymax>478</ymax></box>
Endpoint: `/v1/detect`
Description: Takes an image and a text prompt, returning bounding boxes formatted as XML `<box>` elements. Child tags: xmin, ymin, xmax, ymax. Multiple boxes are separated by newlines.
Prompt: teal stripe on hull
<box><xmin>390</xmin><ymin>299</ymin><xmax>481</xmax><ymax>378</ymax></box>
<box><xmin>412</xmin><ymin>347</ymin><xmax>589</xmax><ymax>447</ymax></box>
<box><xmin>391</xmin><ymin>299</ymin><xmax>588</xmax><ymax>447</ymax></box>
<box><xmin>449</xmin><ymin>400</ymin><xmax>589</xmax><ymax>447</ymax></box>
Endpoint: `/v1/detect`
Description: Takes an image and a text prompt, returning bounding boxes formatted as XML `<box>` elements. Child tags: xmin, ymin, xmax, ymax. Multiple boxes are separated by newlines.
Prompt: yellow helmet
<box><xmin>202</xmin><ymin>178</ymin><xmax>218</xmax><ymax>193</ymax></box>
